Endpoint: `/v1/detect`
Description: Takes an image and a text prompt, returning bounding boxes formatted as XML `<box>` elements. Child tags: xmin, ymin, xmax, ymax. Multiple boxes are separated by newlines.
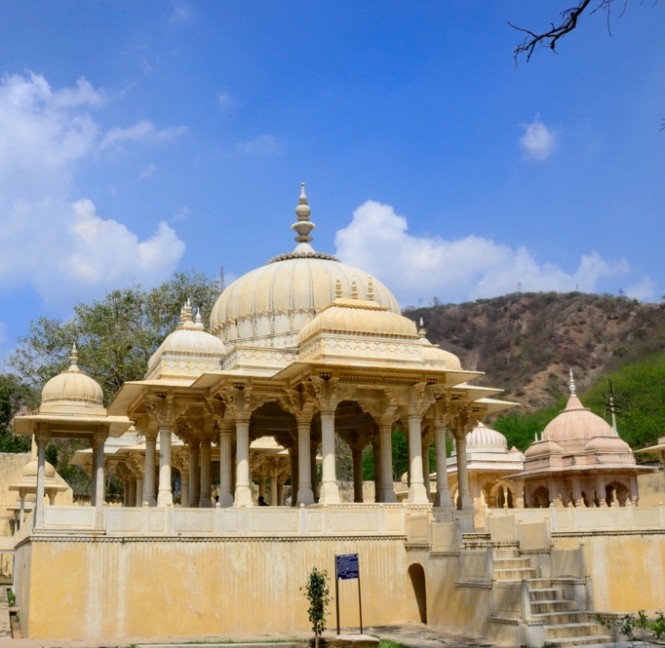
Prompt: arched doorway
<box><xmin>408</xmin><ymin>563</ymin><xmax>427</xmax><ymax>623</ymax></box>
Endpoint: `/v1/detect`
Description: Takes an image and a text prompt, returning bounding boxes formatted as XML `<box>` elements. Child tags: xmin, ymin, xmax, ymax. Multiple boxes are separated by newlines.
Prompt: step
<box><xmin>534</xmin><ymin>611</ymin><xmax>592</xmax><ymax>624</ymax></box>
<box><xmin>530</xmin><ymin>599</ymin><xmax>577</xmax><ymax>614</ymax></box>
<box><xmin>494</xmin><ymin>567</ymin><xmax>541</xmax><ymax>580</ymax></box>
<box><xmin>494</xmin><ymin>558</ymin><xmax>532</xmax><ymax>570</ymax></box>
<box><xmin>542</xmin><ymin>634</ymin><xmax>613</xmax><ymax>647</ymax></box>
<box><xmin>529</xmin><ymin>587</ymin><xmax>563</xmax><ymax>602</ymax></box>
<box><xmin>545</xmin><ymin>622</ymin><xmax>602</xmax><ymax>639</ymax></box>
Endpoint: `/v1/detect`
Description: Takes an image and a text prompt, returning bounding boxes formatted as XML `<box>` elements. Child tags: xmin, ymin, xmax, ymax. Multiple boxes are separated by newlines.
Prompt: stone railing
<box><xmin>31</xmin><ymin>502</ymin><xmax>421</xmax><ymax>537</ymax></box>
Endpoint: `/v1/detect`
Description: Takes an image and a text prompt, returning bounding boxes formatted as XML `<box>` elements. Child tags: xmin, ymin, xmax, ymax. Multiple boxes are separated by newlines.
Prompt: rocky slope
<box><xmin>405</xmin><ymin>292</ymin><xmax>665</xmax><ymax>410</ymax></box>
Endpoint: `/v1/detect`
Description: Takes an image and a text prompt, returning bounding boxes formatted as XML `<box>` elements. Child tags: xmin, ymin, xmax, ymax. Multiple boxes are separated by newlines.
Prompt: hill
<box><xmin>405</xmin><ymin>292</ymin><xmax>665</xmax><ymax>450</ymax></box>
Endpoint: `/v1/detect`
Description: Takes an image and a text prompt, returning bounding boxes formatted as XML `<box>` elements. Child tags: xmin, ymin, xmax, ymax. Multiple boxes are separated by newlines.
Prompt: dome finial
<box><xmin>568</xmin><ymin>368</ymin><xmax>576</xmax><ymax>396</ymax></box>
<box><xmin>69</xmin><ymin>343</ymin><xmax>80</xmax><ymax>372</ymax></box>
<box><xmin>418</xmin><ymin>317</ymin><xmax>427</xmax><ymax>338</ymax></box>
<box><xmin>292</xmin><ymin>182</ymin><xmax>316</xmax><ymax>246</ymax></box>
<box><xmin>179</xmin><ymin>300</ymin><xmax>194</xmax><ymax>328</ymax></box>
<box><xmin>194</xmin><ymin>308</ymin><xmax>204</xmax><ymax>330</ymax></box>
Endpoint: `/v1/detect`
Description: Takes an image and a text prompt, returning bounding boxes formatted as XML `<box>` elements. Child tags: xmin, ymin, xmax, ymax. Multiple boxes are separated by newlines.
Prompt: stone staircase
<box><xmin>490</xmin><ymin>545</ymin><xmax>612</xmax><ymax>648</ymax></box>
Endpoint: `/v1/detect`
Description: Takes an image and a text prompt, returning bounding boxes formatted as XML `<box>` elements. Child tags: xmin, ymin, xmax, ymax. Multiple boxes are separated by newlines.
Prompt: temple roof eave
<box><xmin>13</xmin><ymin>412</ymin><xmax>132</xmax><ymax>438</ymax></box>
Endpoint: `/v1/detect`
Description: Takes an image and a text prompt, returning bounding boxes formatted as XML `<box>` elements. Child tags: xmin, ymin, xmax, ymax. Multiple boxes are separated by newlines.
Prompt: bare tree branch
<box><xmin>509</xmin><ymin>0</ymin><xmax>594</xmax><ymax>62</ymax></box>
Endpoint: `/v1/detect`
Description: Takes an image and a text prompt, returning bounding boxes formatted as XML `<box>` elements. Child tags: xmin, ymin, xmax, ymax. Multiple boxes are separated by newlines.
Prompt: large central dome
<box><xmin>210</xmin><ymin>185</ymin><xmax>401</xmax><ymax>348</ymax></box>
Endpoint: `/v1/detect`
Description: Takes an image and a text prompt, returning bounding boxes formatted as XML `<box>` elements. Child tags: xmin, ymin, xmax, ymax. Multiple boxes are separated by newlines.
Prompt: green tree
<box><xmin>0</xmin><ymin>374</ymin><xmax>32</xmax><ymax>452</ymax></box>
<box><xmin>10</xmin><ymin>270</ymin><xmax>220</xmax><ymax>404</ymax></box>
<box><xmin>303</xmin><ymin>567</ymin><xmax>330</xmax><ymax>648</ymax></box>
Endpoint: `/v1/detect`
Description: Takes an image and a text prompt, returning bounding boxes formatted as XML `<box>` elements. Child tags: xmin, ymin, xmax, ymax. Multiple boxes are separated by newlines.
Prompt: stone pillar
<box><xmin>127</xmin><ymin>479</ymin><xmax>136</xmax><ymax>508</ymax></box>
<box><xmin>135</xmin><ymin>477</ymin><xmax>143</xmax><ymax>507</ymax></box>
<box><xmin>92</xmin><ymin>429</ymin><xmax>107</xmax><ymax>511</ymax></box>
<box><xmin>352</xmin><ymin>443</ymin><xmax>364</xmax><ymax>503</ymax></box>
<box><xmin>188</xmin><ymin>440</ymin><xmax>200</xmax><ymax>507</ymax></box>
<box><xmin>289</xmin><ymin>445</ymin><xmax>299</xmax><ymax>506</ymax></box>
<box><xmin>270</xmin><ymin>465</ymin><xmax>279</xmax><ymax>505</ymax></box>
<box><xmin>234</xmin><ymin>418</ymin><xmax>253</xmax><ymax>506</ymax></box>
<box><xmin>296</xmin><ymin>420</ymin><xmax>314</xmax><ymax>505</ymax></box>
<box><xmin>310</xmin><ymin>442</ymin><xmax>319</xmax><ymax>502</ymax></box>
<box><xmin>178</xmin><ymin>468</ymin><xmax>188</xmax><ymax>507</ymax></box>
<box><xmin>421</xmin><ymin>437</ymin><xmax>431</xmax><ymax>502</ymax></box>
<box><xmin>629</xmin><ymin>475</ymin><xmax>639</xmax><ymax>506</ymax></box>
<box><xmin>34</xmin><ymin>428</ymin><xmax>48</xmax><ymax>528</ymax></box>
<box><xmin>453</xmin><ymin>431</ymin><xmax>473</xmax><ymax>511</ymax></box>
<box><xmin>372</xmin><ymin>438</ymin><xmax>382</xmax><ymax>503</ymax></box>
<box><xmin>158</xmin><ymin>426</ymin><xmax>173</xmax><ymax>507</ymax></box>
<box><xmin>379</xmin><ymin>423</ymin><xmax>396</xmax><ymax>503</ymax></box>
<box><xmin>319</xmin><ymin>410</ymin><xmax>340</xmax><ymax>504</ymax></box>
<box><xmin>199</xmin><ymin>440</ymin><xmax>212</xmax><ymax>507</ymax></box>
<box><xmin>571</xmin><ymin>478</ymin><xmax>583</xmax><ymax>507</ymax></box>
<box><xmin>218</xmin><ymin>425</ymin><xmax>234</xmax><ymax>507</ymax></box>
<box><xmin>143</xmin><ymin>428</ymin><xmax>158</xmax><ymax>506</ymax></box>
<box><xmin>407</xmin><ymin>415</ymin><xmax>428</xmax><ymax>504</ymax></box>
<box><xmin>434</xmin><ymin>421</ymin><xmax>453</xmax><ymax>510</ymax></box>
<box><xmin>595</xmin><ymin>475</ymin><xmax>607</xmax><ymax>507</ymax></box>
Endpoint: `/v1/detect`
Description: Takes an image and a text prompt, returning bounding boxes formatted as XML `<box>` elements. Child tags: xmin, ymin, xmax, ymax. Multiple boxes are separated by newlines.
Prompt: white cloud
<box><xmin>173</xmin><ymin>206</ymin><xmax>190</xmax><ymax>222</ymax></box>
<box><xmin>236</xmin><ymin>134</ymin><xmax>280</xmax><ymax>155</ymax></box>
<box><xmin>217</xmin><ymin>92</ymin><xmax>235</xmax><ymax>108</ymax></box>
<box><xmin>335</xmin><ymin>201</ymin><xmax>630</xmax><ymax>306</ymax></box>
<box><xmin>626</xmin><ymin>277</ymin><xmax>656</xmax><ymax>301</ymax></box>
<box><xmin>170</xmin><ymin>4</ymin><xmax>191</xmax><ymax>23</ymax></box>
<box><xmin>139</xmin><ymin>163</ymin><xmax>157</xmax><ymax>179</ymax></box>
<box><xmin>100</xmin><ymin>120</ymin><xmax>186</xmax><ymax>149</ymax></box>
<box><xmin>0</xmin><ymin>72</ymin><xmax>186</xmax><ymax>310</ymax></box>
<box><xmin>519</xmin><ymin>116</ymin><xmax>557</xmax><ymax>161</ymax></box>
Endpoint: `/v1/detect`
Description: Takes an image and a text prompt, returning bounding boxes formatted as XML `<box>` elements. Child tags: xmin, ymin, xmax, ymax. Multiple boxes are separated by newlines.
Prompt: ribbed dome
<box><xmin>584</xmin><ymin>435</ymin><xmax>633</xmax><ymax>455</ymax></box>
<box><xmin>524</xmin><ymin>437</ymin><xmax>564</xmax><ymax>459</ymax></box>
<box><xmin>416</xmin><ymin>320</ymin><xmax>462</xmax><ymax>370</ymax></box>
<box><xmin>298</xmin><ymin>281</ymin><xmax>417</xmax><ymax>345</ymax></box>
<box><xmin>543</xmin><ymin>393</ymin><xmax>614</xmax><ymax>448</ymax></box>
<box><xmin>467</xmin><ymin>421</ymin><xmax>508</xmax><ymax>452</ymax></box>
<box><xmin>40</xmin><ymin>345</ymin><xmax>105</xmax><ymax>415</ymax></box>
<box><xmin>210</xmin><ymin>185</ymin><xmax>401</xmax><ymax>348</ymax></box>
<box><xmin>146</xmin><ymin>301</ymin><xmax>225</xmax><ymax>379</ymax></box>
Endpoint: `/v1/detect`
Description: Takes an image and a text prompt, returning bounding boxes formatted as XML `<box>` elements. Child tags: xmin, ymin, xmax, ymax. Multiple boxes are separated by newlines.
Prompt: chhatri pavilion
<box><xmin>7</xmin><ymin>185</ymin><xmax>665</xmax><ymax>646</ymax></box>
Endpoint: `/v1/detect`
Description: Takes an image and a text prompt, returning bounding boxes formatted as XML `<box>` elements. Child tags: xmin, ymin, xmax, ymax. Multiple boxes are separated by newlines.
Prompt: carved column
<box><xmin>312</xmin><ymin>377</ymin><xmax>341</xmax><ymax>505</ymax></box>
<box><xmin>351</xmin><ymin>442</ymin><xmax>364</xmax><ymax>503</ymax></box>
<box><xmin>421</xmin><ymin>435</ymin><xmax>432</xmax><ymax>502</ymax></box>
<box><xmin>379</xmin><ymin>421</ymin><xmax>396</xmax><ymax>502</ymax></box>
<box><xmin>434</xmin><ymin>416</ymin><xmax>453</xmax><ymax>510</ymax></box>
<box><xmin>92</xmin><ymin>428</ymin><xmax>108</xmax><ymax>511</ymax></box>
<box><xmin>146</xmin><ymin>394</ymin><xmax>175</xmax><ymax>507</ymax></box>
<box><xmin>142</xmin><ymin>424</ymin><xmax>158</xmax><ymax>506</ymax></box>
<box><xmin>296</xmin><ymin>417</ymin><xmax>315</xmax><ymax>505</ymax></box>
<box><xmin>34</xmin><ymin>426</ymin><xmax>49</xmax><ymax>528</ymax></box>
<box><xmin>188</xmin><ymin>439</ymin><xmax>200</xmax><ymax>507</ymax></box>
<box><xmin>218</xmin><ymin>422</ymin><xmax>234</xmax><ymax>507</ymax></box>
<box><xmin>452</xmin><ymin>409</ymin><xmax>473</xmax><ymax>511</ymax></box>
<box><xmin>407</xmin><ymin>413</ymin><xmax>428</xmax><ymax>504</ymax></box>
<box><xmin>199</xmin><ymin>439</ymin><xmax>212</xmax><ymax>508</ymax></box>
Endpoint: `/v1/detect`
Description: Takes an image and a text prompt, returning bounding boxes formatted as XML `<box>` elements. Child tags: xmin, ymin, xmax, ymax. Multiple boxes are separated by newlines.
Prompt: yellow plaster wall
<box><xmin>19</xmin><ymin>536</ymin><xmax>422</xmax><ymax>640</ymax></box>
<box><xmin>554</xmin><ymin>533</ymin><xmax>665</xmax><ymax>613</ymax></box>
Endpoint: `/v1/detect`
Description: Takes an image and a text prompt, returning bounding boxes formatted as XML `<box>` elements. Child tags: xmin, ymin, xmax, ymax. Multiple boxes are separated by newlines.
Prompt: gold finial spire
<box><xmin>291</xmin><ymin>182</ymin><xmax>315</xmax><ymax>245</ymax></box>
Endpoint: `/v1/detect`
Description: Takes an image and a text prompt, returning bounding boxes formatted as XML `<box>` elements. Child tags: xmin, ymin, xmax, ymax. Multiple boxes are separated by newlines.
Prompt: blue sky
<box><xmin>1</xmin><ymin>1</ymin><xmax>664</xmax><ymax>366</ymax></box>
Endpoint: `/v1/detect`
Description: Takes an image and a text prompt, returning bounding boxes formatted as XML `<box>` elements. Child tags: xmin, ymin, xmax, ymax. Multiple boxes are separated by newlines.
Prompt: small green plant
<box><xmin>6</xmin><ymin>587</ymin><xmax>15</xmax><ymax>607</ymax></box>
<box><xmin>652</xmin><ymin>609</ymin><xmax>665</xmax><ymax>640</ymax></box>
<box><xmin>302</xmin><ymin>567</ymin><xmax>330</xmax><ymax>648</ymax></box>
<box><xmin>596</xmin><ymin>612</ymin><xmax>636</xmax><ymax>643</ymax></box>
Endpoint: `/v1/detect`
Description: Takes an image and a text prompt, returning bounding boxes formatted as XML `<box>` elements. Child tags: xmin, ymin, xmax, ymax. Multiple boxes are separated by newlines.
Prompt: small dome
<box><xmin>524</xmin><ymin>438</ymin><xmax>564</xmax><ymax>459</ymax></box>
<box><xmin>146</xmin><ymin>302</ymin><xmax>226</xmax><ymax>380</ymax></box>
<box><xmin>298</xmin><ymin>279</ymin><xmax>417</xmax><ymax>345</ymax></box>
<box><xmin>467</xmin><ymin>421</ymin><xmax>508</xmax><ymax>452</ymax></box>
<box><xmin>417</xmin><ymin>319</ymin><xmax>462</xmax><ymax>370</ymax></box>
<box><xmin>543</xmin><ymin>393</ymin><xmax>615</xmax><ymax>448</ymax></box>
<box><xmin>22</xmin><ymin>459</ymin><xmax>57</xmax><ymax>482</ymax></box>
<box><xmin>40</xmin><ymin>345</ymin><xmax>105</xmax><ymax>415</ymax></box>
<box><xmin>209</xmin><ymin>185</ymin><xmax>401</xmax><ymax>348</ymax></box>
<box><xmin>584</xmin><ymin>435</ymin><xmax>633</xmax><ymax>456</ymax></box>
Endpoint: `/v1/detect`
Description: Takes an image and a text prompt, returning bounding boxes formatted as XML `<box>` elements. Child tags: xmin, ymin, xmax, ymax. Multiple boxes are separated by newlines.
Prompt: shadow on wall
<box><xmin>408</xmin><ymin>563</ymin><xmax>427</xmax><ymax>624</ymax></box>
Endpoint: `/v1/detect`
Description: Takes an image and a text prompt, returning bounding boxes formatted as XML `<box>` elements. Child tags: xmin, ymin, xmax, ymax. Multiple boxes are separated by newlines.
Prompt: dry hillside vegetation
<box><xmin>406</xmin><ymin>292</ymin><xmax>665</xmax><ymax>409</ymax></box>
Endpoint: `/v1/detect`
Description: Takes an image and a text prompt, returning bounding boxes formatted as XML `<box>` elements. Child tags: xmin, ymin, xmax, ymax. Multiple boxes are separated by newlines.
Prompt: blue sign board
<box><xmin>336</xmin><ymin>553</ymin><xmax>359</xmax><ymax>580</ymax></box>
